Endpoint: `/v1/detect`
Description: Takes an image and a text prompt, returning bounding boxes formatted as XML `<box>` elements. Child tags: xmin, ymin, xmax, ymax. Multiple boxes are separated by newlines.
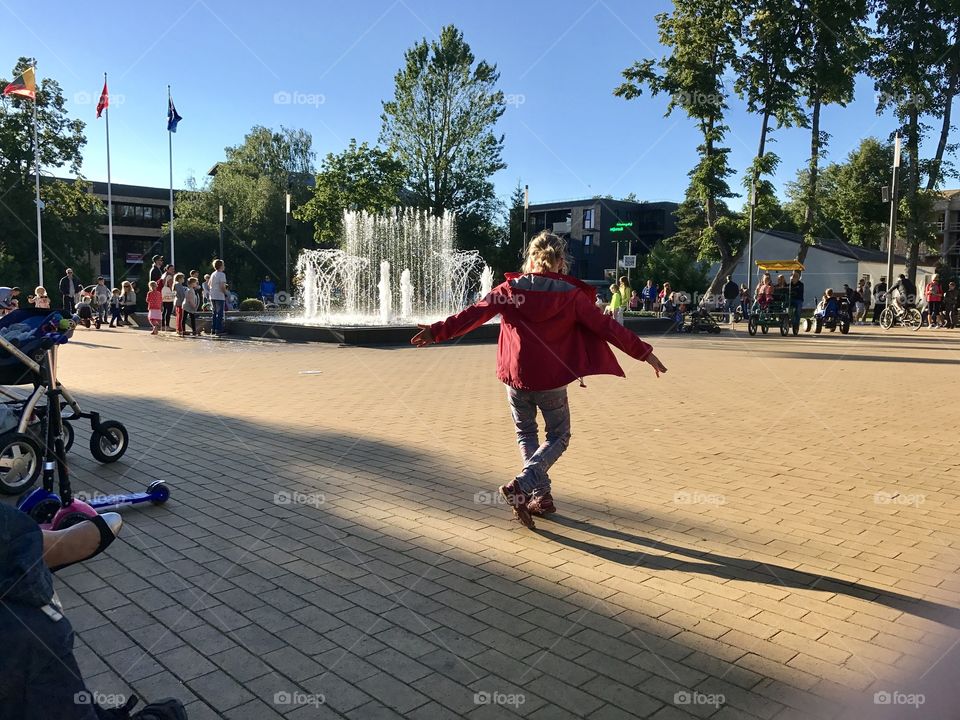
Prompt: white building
<box><xmin>726</xmin><ymin>230</ymin><xmax>937</xmax><ymax>308</ymax></box>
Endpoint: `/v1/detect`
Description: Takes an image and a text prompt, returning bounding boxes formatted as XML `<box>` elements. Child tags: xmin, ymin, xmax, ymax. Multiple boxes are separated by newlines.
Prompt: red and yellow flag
<box><xmin>3</xmin><ymin>66</ymin><xmax>36</xmax><ymax>100</ymax></box>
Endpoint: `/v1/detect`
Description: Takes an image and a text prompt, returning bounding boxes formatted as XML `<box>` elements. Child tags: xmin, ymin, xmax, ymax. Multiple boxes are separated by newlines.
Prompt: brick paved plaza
<box><xmin>21</xmin><ymin>325</ymin><xmax>960</xmax><ymax>719</ymax></box>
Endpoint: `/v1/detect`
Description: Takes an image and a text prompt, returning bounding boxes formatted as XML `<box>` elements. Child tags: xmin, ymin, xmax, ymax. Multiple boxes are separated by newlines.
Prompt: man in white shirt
<box><xmin>208</xmin><ymin>259</ymin><xmax>228</xmax><ymax>336</ymax></box>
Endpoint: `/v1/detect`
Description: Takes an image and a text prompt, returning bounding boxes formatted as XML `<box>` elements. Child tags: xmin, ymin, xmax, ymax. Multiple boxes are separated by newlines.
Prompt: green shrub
<box><xmin>239</xmin><ymin>298</ymin><xmax>265</xmax><ymax>311</ymax></box>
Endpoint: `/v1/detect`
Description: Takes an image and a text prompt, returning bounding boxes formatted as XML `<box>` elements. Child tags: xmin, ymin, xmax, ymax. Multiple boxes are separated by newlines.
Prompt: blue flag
<box><xmin>167</xmin><ymin>95</ymin><xmax>182</xmax><ymax>132</ymax></box>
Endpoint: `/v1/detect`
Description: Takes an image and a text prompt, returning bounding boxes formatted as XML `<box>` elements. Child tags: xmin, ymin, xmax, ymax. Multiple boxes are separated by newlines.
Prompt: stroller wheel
<box><xmin>60</xmin><ymin>420</ymin><xmax>74</xmax><ymax>454</ymax></box>
<box><xmin>0</xmin><ymin>433</ymin><xmax>42</xmax><ymax>495</ymax></box>
<box><xmin>90</xmin><ymin>420</ymin><xmax>129</xmax><ymax>463</ymax></box>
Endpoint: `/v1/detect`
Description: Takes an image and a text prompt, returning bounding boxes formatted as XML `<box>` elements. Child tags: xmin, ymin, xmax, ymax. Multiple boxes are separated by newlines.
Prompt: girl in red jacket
<box><xmin>412</xmin><ymin>232</ymin><xmax>666</xmax><ymax>528</ymax></box>
<box><xmin>146</xmin><ymin>281</ymin><xmax>163</xmax><ymax>335</ymax></box>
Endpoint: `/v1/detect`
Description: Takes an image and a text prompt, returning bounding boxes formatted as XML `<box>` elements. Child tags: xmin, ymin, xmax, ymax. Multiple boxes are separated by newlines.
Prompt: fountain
<box><xmin>232</xmin><ymin>208</ymin><xmax>497</xmax><ymax>344</ymax></box>
<box><xmin>292</xmin><ymin>208</ymin><xmax>489</xmax><ymax>325</ymax></box>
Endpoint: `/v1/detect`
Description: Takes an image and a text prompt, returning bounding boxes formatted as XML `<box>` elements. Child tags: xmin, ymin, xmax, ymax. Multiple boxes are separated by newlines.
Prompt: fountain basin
<box><xmin>224</xmin><ymin>313</ymin><xmax>675</xmax><ymax>346</ymax></box>
<box><xmin>226</xmin><ymin>315</ymin><xmax>502</xmax><ymax>346</ymax></box>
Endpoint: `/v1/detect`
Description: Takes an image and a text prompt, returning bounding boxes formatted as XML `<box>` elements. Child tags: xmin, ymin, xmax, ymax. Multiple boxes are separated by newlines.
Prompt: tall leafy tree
<box><xmin>380</xmin><ymin>24</ymin><xmax>506</xmax><ymax>223</ymax></box>
<box><xmin>785</xmin><ymin>137</ymin><xmax>895</xmax><ymax>248</ymax></box>
<box><xmin>615</xmin><ymin>0</ymin><xmax>743</xmax><ymax>296</ymax></box>
<box><xmin>794</xmin><ymin>0</ymin><xmax>870</xmax><ymax>261</ymax></box>
<box><xmin>171</xmin><ymin>125</ymin><xmax>315</xmax><ymax>293</ymax></box>
<box><xmin>733</xmin><ymin>0</ymin><xmax>806</xmax><ymax>274</ymax></box>
<box><xmin>869</xmin><ymin>0</ymin><xmax>951</xmax><ymax>280</ymax></box>
<box><xmin>295</xmin><ymin>139</ymin><xmax>406</xmax><ymax>246</ymax></box>
<box><xmin>0</xmin><ymin>57</ymin><xmax>102</xmax><ymax>285</ymax></box>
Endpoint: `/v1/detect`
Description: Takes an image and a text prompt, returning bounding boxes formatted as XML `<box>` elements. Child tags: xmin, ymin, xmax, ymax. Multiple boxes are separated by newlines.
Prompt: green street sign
<box><xmin>609</xmin><ymin>226</ymin><xmax>624</xmax><ymax>232</ymax></box>
<box><xmin>615</xmin><ymin>221</ymin><xmax>634</xmax><ymax>228</ymax></box>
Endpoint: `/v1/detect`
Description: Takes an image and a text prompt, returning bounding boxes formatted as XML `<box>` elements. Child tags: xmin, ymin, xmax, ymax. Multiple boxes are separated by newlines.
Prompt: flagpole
<box><xmin>32</xmin><ymin>61</ymin><xmax>43</xmax><ymax>287</ymax></box>
<box><xmin>105</xmin><ymin>72</ymin><xmax>115</xmax><ymax>288</ymax></box>
<box><xmin>168</xmin><ymin>85</ymin><xmax>175</xmax><ymax>267</ymax></box>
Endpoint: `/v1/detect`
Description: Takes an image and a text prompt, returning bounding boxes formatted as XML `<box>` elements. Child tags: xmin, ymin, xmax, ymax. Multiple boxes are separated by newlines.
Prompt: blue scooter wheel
<box><xmin>27</xmin><ymin>497</ymin><xmax>62</xmax><ymax>524</ymax></box>
<box><xmin>147</xmin><ymin>481</ymin><xmax>170</xmax><ymax>505</ymax></box>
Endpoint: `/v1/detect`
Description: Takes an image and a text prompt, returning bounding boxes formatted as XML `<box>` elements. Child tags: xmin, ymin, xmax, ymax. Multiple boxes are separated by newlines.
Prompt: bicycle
<box><xmin>879</xmin><ymin>302</ymin><xmax>922</xmax><ymax>331</ymax></box>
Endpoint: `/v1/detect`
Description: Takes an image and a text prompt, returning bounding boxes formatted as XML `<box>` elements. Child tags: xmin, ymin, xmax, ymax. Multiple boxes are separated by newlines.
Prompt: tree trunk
<box><xmin>905</xmin><ymin>109</ymin><xmax>921</xmax><ymax>283</ymax></box>
<box><xmin>796</xmin><ymin>94</ymin><xmax>822</xmax><ymax>264</ymax></box>
<box><xmin>704</xmin><ymin>244</ymin><xmax>744</xmax><ymax>300</ymax></box>
<box><xmin>926</xmin><ymin>71</ymin><xmax>957</xmax><ymax>192</ymax></box>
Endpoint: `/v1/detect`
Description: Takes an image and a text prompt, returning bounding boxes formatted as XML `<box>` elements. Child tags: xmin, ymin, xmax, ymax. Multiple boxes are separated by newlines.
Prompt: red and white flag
<box><xmin>96</xmin><ymin>79</ymin><xmax>109</xmax><ymax>118</ymax></box>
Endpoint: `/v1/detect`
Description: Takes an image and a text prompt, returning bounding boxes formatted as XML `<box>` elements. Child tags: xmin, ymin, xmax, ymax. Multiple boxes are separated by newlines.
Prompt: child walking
<box><xmin>108</xmin><ymin>288</ymin><xmax>122</xmax><ymax>327</ymax></box>
<box><xmin>182</xmin><ymin>277</ymin><xmax>200</xmax><ymax>336</ymax></box>
<box><xmin>146</xmin><ymin>281</ymin><xmax>163</xmax><ymax>335</ymax></box>
<box><xmin>412</xmin><ymin>232</ymin><xmax>666</xmax><ymax>528</ymax></box>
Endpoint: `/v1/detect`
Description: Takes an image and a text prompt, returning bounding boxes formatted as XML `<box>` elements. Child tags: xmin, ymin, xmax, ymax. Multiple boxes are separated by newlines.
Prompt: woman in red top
<box><xmin>412</xmin><ymin>231</ymin><xmax>666</xmax><ymax>528</ymax></box>
<box><xmin>925</xmin><ymin>274</ymin><xmax>943</xmax><ymax>329</ymax></box>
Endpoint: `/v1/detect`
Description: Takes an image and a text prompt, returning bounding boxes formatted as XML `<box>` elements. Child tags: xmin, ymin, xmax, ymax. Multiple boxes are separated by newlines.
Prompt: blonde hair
<box><xmin>523</xmin><ymin>231</ymin><xmax>569</xmax><ymax>274</ymax></box>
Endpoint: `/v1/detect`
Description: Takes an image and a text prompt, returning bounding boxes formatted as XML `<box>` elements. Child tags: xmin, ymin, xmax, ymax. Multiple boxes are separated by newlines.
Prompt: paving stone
<box><xmin>48</xmin><ymin>329</ymin><xmax>960</xmax><ymax>720</ymax></box>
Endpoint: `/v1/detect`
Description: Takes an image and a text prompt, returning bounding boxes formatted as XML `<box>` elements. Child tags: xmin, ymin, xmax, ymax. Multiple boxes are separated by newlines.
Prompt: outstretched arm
<box><xmin>411</xmin><ymin>288</ymin><xmax>504</xmax><ymax>346</ymax></box>
<box><xmin>575</xmin><ymin>293</ymin><xmax>666</xmax><ymax>376</ymax></box>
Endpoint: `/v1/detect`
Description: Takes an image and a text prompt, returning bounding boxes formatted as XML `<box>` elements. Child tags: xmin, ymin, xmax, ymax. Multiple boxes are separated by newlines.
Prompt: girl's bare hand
<box><xmin>411</xmin><ymin>324</ymin><xmax>434</xmax><ymax>347</ymax></box>
<box><xmin>646</xmin><ymin>353</ymin><xmax>667</xmax><ymax>377</ymax></box>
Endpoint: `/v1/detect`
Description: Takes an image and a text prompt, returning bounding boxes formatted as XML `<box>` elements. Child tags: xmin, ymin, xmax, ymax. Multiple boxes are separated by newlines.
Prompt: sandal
<box><xmin>50</xmin><ymin>512</ymin><xmax>123</xmax><ymax>572</ymax></box>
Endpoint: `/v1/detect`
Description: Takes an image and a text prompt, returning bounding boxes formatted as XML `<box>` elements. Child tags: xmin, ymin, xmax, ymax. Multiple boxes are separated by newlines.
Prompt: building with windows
<box><xmin>934</xmin><ymin>189</ymin><xmax>960</xmax><ymax>275</ymax></box>
<box><xmin>87</xmin><ymin>181</ymin><xmax>171</xmax><ymax>281</ymax></box>
<box><xmin>526</xmin><ymin>198</ymin><xmax>678</xmax><ymax>281</ymax></box>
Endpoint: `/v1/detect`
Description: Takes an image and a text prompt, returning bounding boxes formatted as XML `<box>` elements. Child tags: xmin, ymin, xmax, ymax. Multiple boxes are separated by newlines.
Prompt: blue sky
<box><xmin>1</xmin><ymin>0</ymin><xmax>951</xmax><ymax>211</ymax></box>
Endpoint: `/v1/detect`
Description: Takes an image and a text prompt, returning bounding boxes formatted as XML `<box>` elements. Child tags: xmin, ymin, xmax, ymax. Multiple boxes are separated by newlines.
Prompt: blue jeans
<box><xmin>0</xmin><ymin>504</ymin><xmax>100</xmax><ymax>719</ymax></box>
<box><xmin>790</xmin><ymin>299</ymin><xmax>803</xmax><ymax>329</ymax></box>
<box><xmin>506</xmin><ymin>386</ymin><xmax>571</xmax><ymax>497</ymax></box>
<box><xmin>212</xmin><ymin>299</ymin><xmax>225</xmax><ymax>334</ymax></box>
<box><xmin>723</xmin><ymin>298</ymin><xmax>737</xmax><ymax>321</ymax></box>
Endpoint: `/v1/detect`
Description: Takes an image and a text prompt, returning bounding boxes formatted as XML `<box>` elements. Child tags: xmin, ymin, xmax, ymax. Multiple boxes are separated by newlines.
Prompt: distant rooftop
<box><xmin>759</xmin><ymin>229</ymin><xmax>909</xmax><ymax>264</ymax></box>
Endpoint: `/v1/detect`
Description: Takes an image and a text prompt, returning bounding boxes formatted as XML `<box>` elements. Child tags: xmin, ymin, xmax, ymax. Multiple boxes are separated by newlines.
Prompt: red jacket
<box><xmin>429</xmin><ymin>272</ymin><xmax>654</xmax><ymax>391</ymax></box>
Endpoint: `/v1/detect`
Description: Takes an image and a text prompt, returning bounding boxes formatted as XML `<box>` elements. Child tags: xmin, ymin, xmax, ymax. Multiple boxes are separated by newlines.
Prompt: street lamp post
<box><xmin>285</xmin><ymin>192</ymin><xmax>292</xmax><ymax>294</ymax></box>
<box><xmin>885</xmin><ymin>134</ymin><xmax>902</xmax><ymax>288</ymax></box>
<box><xmin>218</xmin><ymin>205</ymin><xmax>224</xmax><ymax>261</ymax></box>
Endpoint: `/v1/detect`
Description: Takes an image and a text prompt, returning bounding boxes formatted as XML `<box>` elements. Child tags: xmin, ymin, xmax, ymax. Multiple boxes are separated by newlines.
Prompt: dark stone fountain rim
<box><xmin>225</xmin><ymin>315</ymin><xmax>676</xmax><ymax>346</ymax></box>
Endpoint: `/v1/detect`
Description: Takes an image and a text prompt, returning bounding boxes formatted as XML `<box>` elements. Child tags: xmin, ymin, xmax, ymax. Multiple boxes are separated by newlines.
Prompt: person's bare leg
<box><xmin>41</xmin><ymin>513</ymin><xmax>122</xmax><ymax>569</ymax></box>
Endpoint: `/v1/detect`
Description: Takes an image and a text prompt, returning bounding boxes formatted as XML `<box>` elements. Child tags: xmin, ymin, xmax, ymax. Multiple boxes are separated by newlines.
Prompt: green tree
<box><xmin>794</xmin><ymin>0</ymin><xmax>870</xmax><ymax>261</ymax></box>
<box><xmin>733</xmin><ymin>0</ymin><xmax>806</xmax><ymax>273</ymax></box>
<box><xmin>637</xmin><ymin>241</ymin><xmax>711</xmax><ymax>295</ymax></box>
<box><xmin>0</xmin><ymin>58</ymin><xmax>102</xmax><ymax>286</ymax></box>
<box><xmin>295</xmin><ymin>139</ymin><xmax>406</xmax><ymax>246</ymax></box>
<box><xmin>170</xmin><ymin>125</ymin><xmax>315</xmax><ymax>293</ymax></box>
<box><xmin>786</xmin><ymin>137</ymin><xmax>894</xmax><ymax>248</ymax></box>
<box><xmin>869</xmin><ymin>0</ymin><xmax>952</xmax><ymax>280</ymax></box>
<box><xmin>380</xmin><ymin>24</ymin><xmax>506</xmax><ymax>221</ymax></box>
<box><xmin>616</xmin><ymin>0</ymin><xmax>742</xmax><ymax>296</ymax></box>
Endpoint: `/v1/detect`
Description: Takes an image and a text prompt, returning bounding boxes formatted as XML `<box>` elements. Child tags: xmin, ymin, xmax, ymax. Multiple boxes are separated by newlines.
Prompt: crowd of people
<box><xmin>608</xmin><ymin>270</ymin><xmax>960</xmax><ymax>331</ymax></box>
<box><xmin>0</xmin><ymin>255</ymin><xmax>232</xmax><ymax>337</ymax></box>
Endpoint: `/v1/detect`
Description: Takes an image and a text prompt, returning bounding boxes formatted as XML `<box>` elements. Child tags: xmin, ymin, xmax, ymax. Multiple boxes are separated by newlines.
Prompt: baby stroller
<box><xmin>0</xmin><ymin>308</ymin><xmax>129</xmax><ymax>496</ymax></box>
<box><xmin>677</xmin><ymin>306</ymin><xmax>722</xmax><ymax>334</ymax></box>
